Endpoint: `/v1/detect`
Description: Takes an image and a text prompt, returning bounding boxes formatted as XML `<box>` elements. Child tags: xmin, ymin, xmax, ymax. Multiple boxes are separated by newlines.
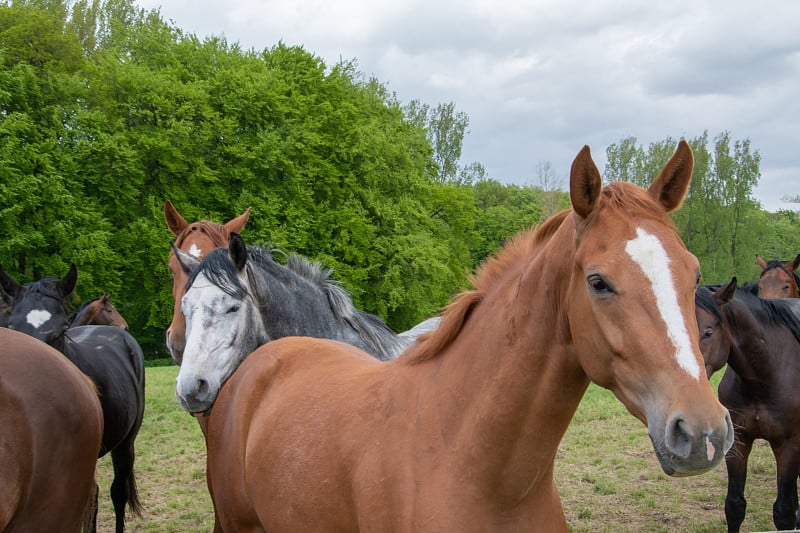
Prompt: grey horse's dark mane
<box><xmin>188</xmin><ymin>243</ymin><xmax>406</xmax><ymax>360</ymax></box>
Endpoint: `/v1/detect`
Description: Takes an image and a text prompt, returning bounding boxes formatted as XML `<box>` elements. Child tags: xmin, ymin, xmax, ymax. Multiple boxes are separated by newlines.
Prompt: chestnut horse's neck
<box><xmin>403</xmin><ymin>212</ymin><xmax>587</xmax><ymax>498</ymax></box>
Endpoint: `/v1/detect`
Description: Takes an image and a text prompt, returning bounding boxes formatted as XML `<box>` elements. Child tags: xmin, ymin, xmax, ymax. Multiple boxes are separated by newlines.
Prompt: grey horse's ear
<box><xmin>229</xmin><ymin>233</ymin><xmax>248</xmax><ymax>272</ymax></box>
<box><xmin>172</xmin><ymin>243</ymin><xmax>201</xmax><ymax>275</ymax></box>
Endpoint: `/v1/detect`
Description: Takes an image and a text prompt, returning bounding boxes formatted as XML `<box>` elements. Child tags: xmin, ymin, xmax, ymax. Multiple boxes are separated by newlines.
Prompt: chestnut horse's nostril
<box><xmin>665</xmin><ymin>417</ymin><xmax>693</xmax><ymax>459</ymax></box>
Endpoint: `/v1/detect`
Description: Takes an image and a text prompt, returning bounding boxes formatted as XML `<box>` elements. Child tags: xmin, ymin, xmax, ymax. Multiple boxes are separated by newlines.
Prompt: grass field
<box><xmin>95</xmin><ymin>365</ymin><xmax>779</xmax><ymax>532</ymax></box>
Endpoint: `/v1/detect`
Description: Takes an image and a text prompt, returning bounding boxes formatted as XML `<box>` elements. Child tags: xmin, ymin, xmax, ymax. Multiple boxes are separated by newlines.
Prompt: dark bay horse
<box><xmin>68</xmin><ymin>293</ymin><xmax>128</xmax><ymax>329</ymax></box>
<box><xmin>202</xmin><ymin>140</ymin><xmax>733</xmax><ymax>532</ymax></box>
<box><xmin>756</xmin><ymin>254</ymin><xmax>800</xmax><ymax>298</ymax></box>
<box><xmin>173</xmin><ymin>234</ymin><xmax>412</xmax><ymax>414</ymax></box>
<box><xmin>0</xmin><ymin>327</ymin><xmax>104</xmax><ymax>532</ymax></box>
<box><xmin>0</xmin><ymin>264</ymin><xmax>146</xmax><ymax>533</ymax></box>
<box><xmin>165</xmin><ymin>200</ymin><xmax>251</xmax><ymax>364</ymax></box>
<box><xmin>696</xmin><ymin>278</ymin><xmax>800</xmax><ymax>532</ymax></box>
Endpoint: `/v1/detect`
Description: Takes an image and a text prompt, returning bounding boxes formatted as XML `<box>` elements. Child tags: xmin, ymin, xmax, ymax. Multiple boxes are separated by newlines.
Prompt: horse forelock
<box><xmin>695</xmin><ymin>286</ymin><xmax>724</xmax><ymax>321</ymax></box>
<box><xmin>187</xmin><ymin>247</ymin><xmax>249</xmax><ymax>299</ymax></box>
<box><xmin>174</xmin><ymin>220</ymin><xmax>229</xmax><ymax>250</ymax></box>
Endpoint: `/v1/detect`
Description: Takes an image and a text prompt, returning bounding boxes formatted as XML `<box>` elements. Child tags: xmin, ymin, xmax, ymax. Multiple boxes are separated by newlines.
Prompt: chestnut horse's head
<box><xmin>756</xmin><ymin>254</ymin><xmax>800</xmax><ymax>299</ymax></box>
<box><xmin>565</xmin><ymin>140</ymin><xmax>733</xmax><ymax>476</ymax></box>
<box><xmin>69</xmin><ymin>293</ymin><xmax>128</xmax><ymax>330</ymax></box>
<box><xmin>164</xmin><ymin>200</ymin><xmax>251</xmax><ymax>364</ymax></box>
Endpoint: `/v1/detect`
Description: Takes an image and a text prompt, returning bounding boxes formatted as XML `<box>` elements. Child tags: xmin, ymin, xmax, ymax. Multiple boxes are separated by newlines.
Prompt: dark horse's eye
<box><xmin>587</xmin><ymin>274</ymin><xmax>612</xmax><ymax>294</ymax></box>
<box><xmin>702</xmin><ymin>327</ymin><xmax>714</xmax><ymax>340</ymax></box>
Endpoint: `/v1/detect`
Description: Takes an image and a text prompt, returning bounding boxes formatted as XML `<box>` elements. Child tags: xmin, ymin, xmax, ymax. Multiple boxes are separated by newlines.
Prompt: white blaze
<box><xmin>188</xmin><ymin>243</ymin><xmax>203</xmax><ymax>258</ymax></box>
<box><xmin>625</xmin><ymin>227</ymin><xmax>700</xmax><ymax>380</ymax></box>
<box><xmin>26</xmin><ymin>309</ymin><xmax>52</xmax><ymax>329</ymax></box>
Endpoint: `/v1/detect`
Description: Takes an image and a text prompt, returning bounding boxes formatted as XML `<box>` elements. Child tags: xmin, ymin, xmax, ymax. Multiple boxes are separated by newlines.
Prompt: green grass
<box><xmin>97</xmin><ymin>367</ymin><xmax>778</xmax><ymax>532</ymax></box>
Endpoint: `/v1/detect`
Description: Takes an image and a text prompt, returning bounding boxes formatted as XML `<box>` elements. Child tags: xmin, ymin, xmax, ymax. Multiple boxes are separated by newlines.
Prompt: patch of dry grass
<box><xmin>95</xmin><ymin>367</ymin><xmax>778</xmax><ymax>532</ymax></box>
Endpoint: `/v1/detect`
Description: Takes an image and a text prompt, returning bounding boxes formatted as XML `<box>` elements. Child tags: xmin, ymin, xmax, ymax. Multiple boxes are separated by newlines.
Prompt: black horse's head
<box><xmin>0</xmin><ymin>264</ymin><xmax>77</xmax><ymax>346</ymax></box>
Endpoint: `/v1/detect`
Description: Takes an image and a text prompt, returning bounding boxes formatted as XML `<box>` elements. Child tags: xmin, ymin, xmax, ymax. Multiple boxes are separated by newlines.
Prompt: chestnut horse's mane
<box><xmin>406</xmin><ymin>182</ymin><xmax>676</xmax><ymax>364</ymax></box>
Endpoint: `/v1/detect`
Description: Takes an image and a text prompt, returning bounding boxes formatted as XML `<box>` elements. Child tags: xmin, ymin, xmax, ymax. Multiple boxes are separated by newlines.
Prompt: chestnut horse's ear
<box><xmin>0</xmin><ymin>265</ymin><xmax>22</xmax><ymax>299</ymax></box>
<box><xmin>229</xmin><ymin>233</ymin><xmax>248</xmax><ymax>272</ymax></box>
<box><xmin>714</xmin><ymin>277</ymin><xmax>737</xmax><ymax>306</ymax></box>
<box><xmin>790</xmin><ymin>254</ymin><xmax>800</xmax><ymax>271</ymax></box>
<box><xmin>647</xmin><ymin>140</ymin><xmax>694</xmax><ymax>213</ymax></box>
<box><xmin>58</xmin><ymin>263</ymin><xmax>78</xmax><ymax>297</ymax></box>
<box><xmin>756</xmin><ymin>255</ymin><xmax>768</xmax><ymax>270</ymax></box>
<box><xmin>165</xmin><ymin>200</ymin><xmax>189</xmax><ymax>237</ymax></box>
<box><xmin>224</xmin><ymin>207</ymin><xmax>251</xmax><ymax>236</ymax></box>
<box><xmin>569</xmin><ymin>145</ymin><xmax>602</xmax><ymax>220</ymax></box>
<box><xmin>172</xmin><ymin>243</ymin><xmax>201</xmax><ymax>275</ymax></box>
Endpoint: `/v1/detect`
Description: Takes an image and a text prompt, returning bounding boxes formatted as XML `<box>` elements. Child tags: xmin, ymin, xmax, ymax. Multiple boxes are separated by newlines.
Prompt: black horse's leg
<box><xmin>772</xmin><ymin>442</ymin><xmax>800</xmax><ymax>531</ymax></box>
<box><xmin>109</xmin><ymin>437</ymin><xmax>141</xmax><ymax>533</ymax></box>
<box><xmin>724</xmin><ymin>436</ymin><xmax>753</xmax><ymax>533</ymax></box>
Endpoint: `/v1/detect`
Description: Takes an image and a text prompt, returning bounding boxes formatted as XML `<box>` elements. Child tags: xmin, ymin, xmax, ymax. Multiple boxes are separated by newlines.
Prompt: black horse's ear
<box><xmin>229</xmin><ymin>233</ymin><xmax>248</xmax><ymax>271</ymax></box>
<box><xmin>57</xmin><ymin>263</ymin><xmax>78</xmax><ymax>297</ymax></box>
<box><xmin>0</xmin><ymin>265</ymin><xmax>23</xmax><ymax>299</ymax></box>
<box><xmin>171</xmin><ymin>243</ymin><xmax>200</xmax><ymax>275</ymax></box>
<box><xmin>714</xmin><ymin>277</ymin><xmax>737</xmax><ymax>305</ymax></box>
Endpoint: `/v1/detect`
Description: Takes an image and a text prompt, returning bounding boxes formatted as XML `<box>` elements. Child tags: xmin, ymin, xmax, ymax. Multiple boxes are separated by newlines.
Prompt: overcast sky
<box><xmin>135</xmin><ymin>0</ymin><xmax>799</xmax><ymax>212</ymax></box>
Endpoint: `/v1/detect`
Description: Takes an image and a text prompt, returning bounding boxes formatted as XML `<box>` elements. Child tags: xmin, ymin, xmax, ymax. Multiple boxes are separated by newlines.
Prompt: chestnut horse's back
<box><xmin>0</xmin><ymin>328</ymin><xmax>103</xmax><ymax>532</ymax></box>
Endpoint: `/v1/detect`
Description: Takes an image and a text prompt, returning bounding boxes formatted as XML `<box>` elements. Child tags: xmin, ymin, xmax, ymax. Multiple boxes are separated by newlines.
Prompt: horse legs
<box><xmin>109</xmin><ymin>438</ymin><xmax>142</xmax><ymax>533</ymax></box>
<box><xmin>724</xmin><ymin>437</ymin><xmax>753</xmax><ymax>533</ymax></box>
<box><xmin>771</xmin><ymin>442</ymin><xmax>800</xmax><ymax>531</ymax></box>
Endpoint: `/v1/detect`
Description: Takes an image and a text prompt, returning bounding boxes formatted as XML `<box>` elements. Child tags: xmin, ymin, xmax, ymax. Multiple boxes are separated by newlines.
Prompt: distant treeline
<box><xmin>0</xmin><ymin>0</ymin><xmax>796</xmax><ymax>358</ymax></box>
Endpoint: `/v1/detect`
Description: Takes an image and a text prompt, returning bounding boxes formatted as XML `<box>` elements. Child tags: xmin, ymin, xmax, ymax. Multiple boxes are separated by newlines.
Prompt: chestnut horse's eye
<box><xmin>587</xmin><ymin>274</ymin><xmax>613</xmax><ymax>294</ymax></box>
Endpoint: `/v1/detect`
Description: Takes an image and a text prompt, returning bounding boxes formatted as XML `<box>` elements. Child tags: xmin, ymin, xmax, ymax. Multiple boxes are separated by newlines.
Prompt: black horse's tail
<box><xmin>128</xmin><ymin>470</ymin><xmax>143</xmax><ymax>518</ymax></box>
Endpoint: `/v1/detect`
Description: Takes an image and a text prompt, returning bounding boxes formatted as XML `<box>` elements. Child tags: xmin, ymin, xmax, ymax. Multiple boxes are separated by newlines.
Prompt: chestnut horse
<box><xmin>164</xmin><ymin>200</ymin><xmax>251</xmax><ymax>364</ymax></box>
<box><xmin>0</xmin><ymin>327</ymin><xmax>104</xmax><ymax>532</ymax></box>
<box><xmin>756</xmin><ymin>254</ymin><xmax>800</xmax><ymax>298</ymax></box>
<box><xmin>68</xmin><ymin>294</ymin><xmax>128</xmax><ymax>329</ymax></box>
<box><xmin>696</xmin><ymin>279</ymin><xmax>800</xmax><ymax>532</ymax></box>
<box><xmin>202</xmin><ymin>141</ymin><xmax>733</xmax><ymax>532</ymax></box>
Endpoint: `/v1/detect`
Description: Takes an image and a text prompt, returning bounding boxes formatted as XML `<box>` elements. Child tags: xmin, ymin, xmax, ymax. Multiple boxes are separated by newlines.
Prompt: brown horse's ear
<box><xmin>224</xmin><ymin>207</ymin><xmax>252</xmax><ymax>236</ymax></box>
<box><xmin>101</xmin><ymin>293</ymin><xmax>111</xmax><ymax>303</ymax></box>
<box><xmin>713</xmin><ymin>277</ymin><xmax>737</xmax><ymax>305</ymax></box>
<box><xmin>172</xmin><ymin>243</ymin><xmax>201</xmax><ymax>275</ymax></box>
<box><xmin>790</xmin><ymin>254</ymin><xmax>800</xmax><ymax>272</ymax></box>
<box><xmin>0</xmin><ymin>265</ymin><xmax>22</xmax><ymax>299</ymax></box>
<box><xmin>569</xmin><ymin>145</ymin><xmax>602</xmax><ymax>220</ymax></box>
<box><xmin>229</xmin><ymin>233</ymin><xmax>248</xmax><ymax>272</ymax></box>
<box><xmin>756</xmin><ymin>255</ymin><xmax>768</xmax><ymax>270</ymax></box>
<box><xmin>647</xmin><ymin>140</ymin><xmax>694</xmax><ymax>213</ymax></box>
<box><xmin>165</xmin><ymin>200</ymin><xmax>189</xmax><ymax>237</ymax></box>
<box><xmin>58</xmin><ymin>263</ymin><xmax>78</xmax><ymax>297</ymax></box>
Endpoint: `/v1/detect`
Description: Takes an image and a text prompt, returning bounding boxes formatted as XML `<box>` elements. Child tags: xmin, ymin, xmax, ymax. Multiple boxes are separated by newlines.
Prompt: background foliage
<box><xmin>1</xmin><ymin>0</ymin><xmax>797</xmax><ymax>358</ymax></box>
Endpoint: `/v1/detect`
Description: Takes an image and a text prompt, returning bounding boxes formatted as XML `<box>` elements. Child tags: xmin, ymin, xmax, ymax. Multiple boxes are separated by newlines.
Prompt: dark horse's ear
<box><xmin>171</xmin><ymin>243</ymin><xmax>201</xmax><ymax>275</ymax></box>
<box><xmin>229</xmin><ymin>233</ymin><xmax>248</xmax><ymax>272</ymax></box>
<box><xmin>569</xmin><ymin>145</ymin><xmax>602</xmax><ymax>220</ymax></box>
<box><xmin>0</xmin><ymin>265</ymin><xmax>23</xmax><ymax>299</ymax></box>
<box><xmin>714</xmin><ymin>277</ymin><xmax>737</xmax><ymax>306</ymax></box>
<box><xmin>647</xmin><ymin>140</ymin><xmax>694</xmax><ymax>213</ymax></box>
<box><xmin>57</xmin><ymin>263</ymin><xmax>78</xmax><ymax>297</ymax></box>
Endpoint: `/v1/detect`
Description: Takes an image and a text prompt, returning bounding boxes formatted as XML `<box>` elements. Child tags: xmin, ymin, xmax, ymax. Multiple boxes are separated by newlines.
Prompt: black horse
<box><xmin>696</xmin><ymin>278</ymin><xmax>800</xmax><ymax>532</ymax></box>
<box><xmin>0</xmin><ymin>264</ymin><xmax>145</xmax><ymax>533</ymax></box>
